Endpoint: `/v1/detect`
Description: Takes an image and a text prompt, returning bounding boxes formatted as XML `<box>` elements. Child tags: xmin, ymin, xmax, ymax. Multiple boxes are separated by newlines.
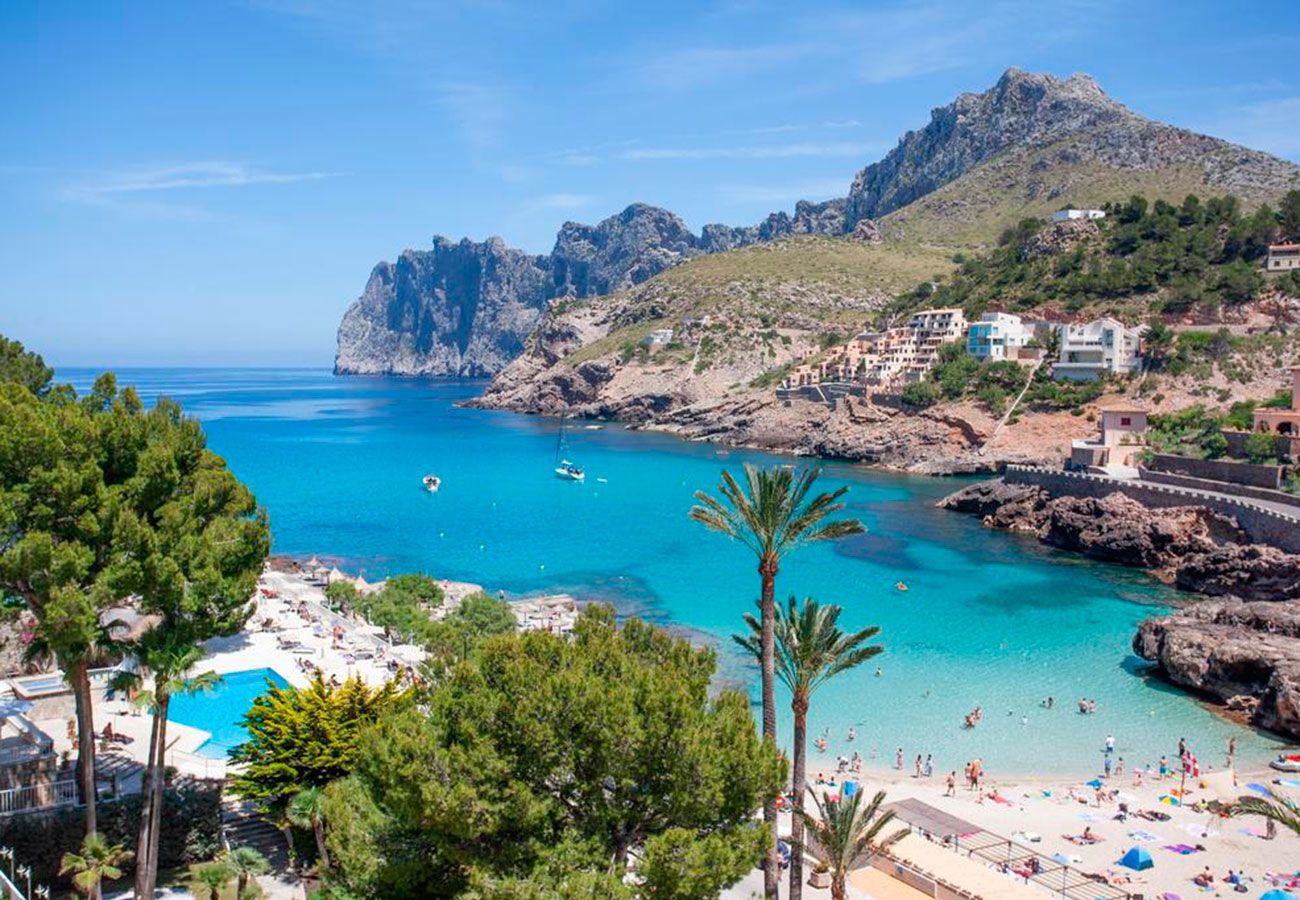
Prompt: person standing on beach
<box><xmin>914</xmin><ymin>755</ymin><xmax>922</xmax><ymax>778</ymax></box>
<box><xmin>1226</xmin><ymin>736</ymin><xmax>1236</xmax><ymax>768</ymax></box>
<box><xmin>896</xmin><ymin>747</ymin><xmax>904</xmax><ymax>770</ymax></box>
<box><xmin>946</xmin><ymin>771</ymin><xmax>956</xmax><ymax>797</ymax></box>
<box><xmin>924</xmin><ymin>754</ymin><xmax>933</xmax><ymax>777</ymax></box>
<box><xmin>1104</xmin><ymin>754</ymin><xmax>1112</xmax><ymax>778</ymax></box>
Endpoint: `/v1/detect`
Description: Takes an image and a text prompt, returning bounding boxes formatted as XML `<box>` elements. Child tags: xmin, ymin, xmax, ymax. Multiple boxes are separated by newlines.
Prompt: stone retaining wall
<box><xmin>1138</xmin><ymin>467</ymin><xmax>1300</xmax><ymax>511</ymax></box>
<box><xmin>1004</xmin><ymin>465</ymin><xmax>1300</xmax><ymax>554</ymax></box>
<box><xmin>1148</xmin><ymin>453</ymin><xmax>1283</xmax><ymax>489</ymax></box>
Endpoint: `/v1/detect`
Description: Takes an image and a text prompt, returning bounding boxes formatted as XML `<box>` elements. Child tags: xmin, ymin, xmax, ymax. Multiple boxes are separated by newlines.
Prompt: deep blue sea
<box><xmin>60</xmin><ymin>367</ymin><xmax>1289</xmax><ymax>776</ymax></box>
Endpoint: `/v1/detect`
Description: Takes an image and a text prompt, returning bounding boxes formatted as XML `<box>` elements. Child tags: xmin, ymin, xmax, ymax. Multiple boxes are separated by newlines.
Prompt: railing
<box><xmin>166</xmin><ymin>747</ymin><xmax>228</xmax><ymax>781</ymax></box>
<box><xmin>0</xmin><ymin>780</ymin><xmax>78</xmax><ymax>817</ymax></box>
<box><xmin>0</xmin><ymin>846</ymin><xmax>49</xmax><ymax>900</ymax></box>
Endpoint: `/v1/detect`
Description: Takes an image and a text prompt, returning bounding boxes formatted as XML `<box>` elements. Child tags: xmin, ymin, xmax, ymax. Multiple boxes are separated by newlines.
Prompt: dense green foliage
<box><xmin>0</xmin><ymin>334</ymin><xmax>54</xmax><ymax>397</ymax></box>
<box><xmin>907</xmin><ymin>192</ymin><xmax>1298</xmax><ymax>321</ymax></box>
<box><xmin>0</xmin><ymin>782</ymin><xmax>221</xmax><ymax>888</ymax></box>
<box><xmin>230</xmin><ymin>674</ymin><xmax>405</xmax><ymax>815</ymax></box>
<box><xmin>319</xmin><ymin>606</ymin><xmax>784</xmax><ymax>898</ymax></box>
<box><xmin>1146</xmin><ymin>405</ymin><xmax>1234</xmax><ymax>458</ymax></box>
<box><xmin>324</xmin><ymin>573</ymin><xmax>512</xmax><ymax>656</ymax></box>
<box><xmin>902</xmin><ymin>343</ymin><xmax>1102</xmax><ymax>413</ymax></box>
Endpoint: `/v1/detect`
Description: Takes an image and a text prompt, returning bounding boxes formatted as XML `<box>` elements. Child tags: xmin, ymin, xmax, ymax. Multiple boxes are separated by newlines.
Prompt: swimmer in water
<box><xmin>847</xmin><ymin>727</ymin><xmax>856</xmax><ymax>742</ymax></box>
<box><xmin>875</xmin><ymin>667</ymin><xmax>883</xmax><ymax>677</ymax></box>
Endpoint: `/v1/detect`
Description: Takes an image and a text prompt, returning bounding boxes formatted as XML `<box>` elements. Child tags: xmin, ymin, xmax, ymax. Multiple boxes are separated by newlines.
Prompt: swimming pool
<box><xmin>167</xmin><ymin>667</ymin><xmax>289</xmax><ymax>759</ymax></box>
<box><xmin>10</xmin><ymin>673</ymin><xmax>69</xmax><ymax>699</ymax></box>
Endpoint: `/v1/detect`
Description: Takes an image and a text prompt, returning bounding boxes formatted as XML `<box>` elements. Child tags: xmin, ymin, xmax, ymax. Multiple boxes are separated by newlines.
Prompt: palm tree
<box><xmin>25</xmin><ymin>586</ymin><xmax>120</xmax><ymax>837</ymax></box>
<box><xmin>691</xmin><ymin>464</ymin><xmax>864</xmax><ymax>899</ymax></box>
<box><xmin>1228</xmin><ymin>785</ymin><xmax>1300</xmax><ymax>836</ymax></box>
<box><xmin>113</xmin><ymin>633</ymin><xmax>221</xmax><ymax>900</ymax></box>
<box><xmin>190</xmin><ymin>860</ymin><xmax>235</xmax><ymax>900</ymax></box>
<box><xmin>287</xmin><ymin>787</ymin><xmax>331</xmax><ymax>872</ymax></box>
<box><xmin>59</xmin><ymin>832</ymin><xmax>133</xmax><ymax>900</ymax></box>
<box><xmin>736</xmin><ymin>596</ymin><xmax>883</xmax><ymax>900</ymax></box>
<box><xmin>800</xmin><ymin>789</ymin><xmax>909</xmax><ymax>900</ymax></box>
<box><xmin>225</xmin><ymin>847</ymin><xmax>270</xmax><ymax>898</ymax></box>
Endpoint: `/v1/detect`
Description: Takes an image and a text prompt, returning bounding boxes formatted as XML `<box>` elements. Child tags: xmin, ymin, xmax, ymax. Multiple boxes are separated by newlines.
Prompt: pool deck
<box><xmin>31</xmin><ymin>568</ymin><xmax>418</xmax><ymax>782</ymax></box>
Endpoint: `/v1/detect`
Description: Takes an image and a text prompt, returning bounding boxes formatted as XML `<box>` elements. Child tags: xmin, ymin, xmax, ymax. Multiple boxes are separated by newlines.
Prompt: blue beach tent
<box><xmin>1118</xmin><ymin>846</ymin><xmax>1153</xmax><ymax>871</ymax></box>
<box><xmin>1260</xmin><ymin>890</ymin><xmax>1298</xmax><ymax>900</ymax></box>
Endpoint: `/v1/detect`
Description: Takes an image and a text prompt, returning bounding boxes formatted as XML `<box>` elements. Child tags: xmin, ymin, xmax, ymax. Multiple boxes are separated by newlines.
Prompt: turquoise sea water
<box><xmin>61</xmin><ymin>367</ymin><xmax>1289</xmax><ymax>776</ymax></box>
<box><xmin>167</xmin><ymin>667</ymin><xmax>290</xmax><ymax>759</ymax></box>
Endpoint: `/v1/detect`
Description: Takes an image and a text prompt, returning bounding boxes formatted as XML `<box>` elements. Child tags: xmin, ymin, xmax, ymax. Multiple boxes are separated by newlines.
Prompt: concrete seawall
<box><xmin>1003</xmin><ymin>465</ymin><xmax>1300</xmax><ymax>554</ymax></box>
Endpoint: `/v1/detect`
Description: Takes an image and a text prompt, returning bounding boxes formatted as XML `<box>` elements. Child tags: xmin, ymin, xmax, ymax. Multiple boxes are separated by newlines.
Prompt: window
<box><xmin>1120</xmin><ymin>417</ymin><xmax>1131</xmax><ymax>427</ymax></box>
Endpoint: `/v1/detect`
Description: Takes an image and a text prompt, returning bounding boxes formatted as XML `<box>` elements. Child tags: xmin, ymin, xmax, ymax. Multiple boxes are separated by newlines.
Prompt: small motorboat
<box><xmin>555</xmin><ymin>461</ymin><xmax>585</xmax><ymax>482</ymax></box>
<box><xmin>895</xmin><ymin>581</ymin><xmax>909</xmax><ymax>592</ymax></box>
<box><xmin>422</xmin><ymin>474</ymin><xmax>441</xmax><ymax>492</ymax></box>
<box><xmin>1270</xmin><ymin>753</ymin><xmax>1300</xmax><ymax>772</ymax></box>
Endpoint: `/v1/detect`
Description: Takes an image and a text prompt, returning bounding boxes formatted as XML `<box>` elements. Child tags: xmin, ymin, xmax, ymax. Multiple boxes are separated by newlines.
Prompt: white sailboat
<box><xmin>553</xmin><ymin>416</ymin><xmax>584</xmax><ymax>481</ymax></box>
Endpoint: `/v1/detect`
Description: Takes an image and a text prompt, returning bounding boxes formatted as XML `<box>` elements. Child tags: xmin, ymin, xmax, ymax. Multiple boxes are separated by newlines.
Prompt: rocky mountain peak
<box><xmin>845</xmin><ymin>68</ymin><xmax>1134</xmax><ymax>227</ymax></box>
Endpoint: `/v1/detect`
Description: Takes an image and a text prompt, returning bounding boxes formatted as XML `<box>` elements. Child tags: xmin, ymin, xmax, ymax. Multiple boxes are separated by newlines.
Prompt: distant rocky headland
<box><xmin>333</xmin><ymin>199</ymin><xmax>856</xmax><ymax>376</ymax></box>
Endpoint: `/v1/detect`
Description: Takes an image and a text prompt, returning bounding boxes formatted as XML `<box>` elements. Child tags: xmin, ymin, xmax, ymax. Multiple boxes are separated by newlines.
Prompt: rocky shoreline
<box><xmin>939</xmin><ymin>479</ymin><xmax>1300</xmax><ymax>739</ymax></box>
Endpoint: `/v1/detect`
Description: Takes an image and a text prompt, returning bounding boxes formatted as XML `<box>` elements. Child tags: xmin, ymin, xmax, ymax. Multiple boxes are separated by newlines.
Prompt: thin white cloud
<box><xmin>60</xmin><ymin>161</ymin><xmax>343</xmax><ymax>221</ymax></box>
<box><xmin>716</xmin><ymin>178</ymin><xmax>849</xmax><ymax>205</ymax></box>
<box><xmin>526</xmin><ymin>193</ymin><xmax>599</xmax><ymax>211</ymax></box>
<box><xmin>1200</xmin><ymin>96</ymin><xmax>1300</xmax><ymax>159</ymax></box>
<box><xmin>619</xmin><ymin>142</ymin><xmax>876</xmax><ymax>161</ymax></box>
<box><xmin>72</xmin><ymin>161</ymin><xmax>341</xmax><ymax>196</ymax></box>
<box><xmin>437</xmin><ymin>82</ymin><xmax>511</xmax><ymax>152</ymax></box>
<box><xmin>630</xmin><ymin>0</ymin><xmax>1111</xmax><ymax>91</ymax></box>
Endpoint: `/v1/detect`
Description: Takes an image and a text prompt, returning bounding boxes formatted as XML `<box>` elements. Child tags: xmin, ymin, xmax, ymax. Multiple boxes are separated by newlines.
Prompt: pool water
<box><xmin>167</xmin><ymin>667</ymin><xmax>289</xmax><ymax>759</ymax></box>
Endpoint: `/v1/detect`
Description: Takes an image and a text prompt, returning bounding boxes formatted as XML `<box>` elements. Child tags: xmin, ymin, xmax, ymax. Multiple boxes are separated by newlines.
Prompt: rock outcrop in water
<box><xmin>940</xmin><ymin>478</ymin><xmax>1300</xmax><ymax>738</ymax></box>
<box><xmin>334</xmin><ymin>202</ymin><xmax>851</xmax><ymax>376</ymax></box>
<box><xmin>1134</xmin><ymin>601</ymin><xmax>1300</xmax><ymax>739</ymax></box>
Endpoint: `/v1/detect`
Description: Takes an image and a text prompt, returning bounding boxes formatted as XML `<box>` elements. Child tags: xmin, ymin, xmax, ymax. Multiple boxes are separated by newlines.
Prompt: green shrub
<box><xmin>1244</xmin><ymin>430</ymin><xmax>1280</xmax><ymax>464</ymax></box>
<box><xmin>0</xmin><ymin>781</ymin><xmax>221</xmax><ymax>888</ymax></box>
<box><xmin>900</xmin><ymin>380</ymin><xmax>941</xmax><ymax>408</ymax></box>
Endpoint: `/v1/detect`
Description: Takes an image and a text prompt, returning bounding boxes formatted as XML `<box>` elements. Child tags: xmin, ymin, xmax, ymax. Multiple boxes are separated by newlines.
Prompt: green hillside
<box><xmin>892</xmin><ymin>191</ymin><xmax>1300</xmax><ymax>325</ymax></box>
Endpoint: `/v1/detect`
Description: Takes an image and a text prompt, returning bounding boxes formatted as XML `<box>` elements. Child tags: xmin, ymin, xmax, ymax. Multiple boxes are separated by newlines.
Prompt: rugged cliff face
<box><xmin>334</xmin><ymin>202</ymin><xmax>849</xmax><ymax>376</ymax></box>
<box><xmin>335</xmin><ymin>238</ymin><xmax>551</xmax><ymax>377</ymax></box>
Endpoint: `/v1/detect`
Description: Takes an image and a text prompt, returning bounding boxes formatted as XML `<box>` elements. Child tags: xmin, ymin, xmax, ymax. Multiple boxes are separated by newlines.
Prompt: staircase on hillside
<box><xmin>221</xmin><ymin>794</ymin><xmax>291</xmax><ymax>870</ymax></box>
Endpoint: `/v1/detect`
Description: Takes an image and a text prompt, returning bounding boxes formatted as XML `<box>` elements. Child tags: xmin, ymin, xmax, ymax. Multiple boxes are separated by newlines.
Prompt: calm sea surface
<box><xmin>59</xmin><ymin>367</ymin><xmax>1289</xmax><ymax>775</ymax></box>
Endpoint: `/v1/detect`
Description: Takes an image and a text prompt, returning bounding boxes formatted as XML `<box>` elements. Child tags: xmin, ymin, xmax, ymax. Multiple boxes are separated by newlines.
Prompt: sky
<box><xmin>2</xmin><ymin>1</ymin><xmax>1299</xmax><ymax>367</ymax></box>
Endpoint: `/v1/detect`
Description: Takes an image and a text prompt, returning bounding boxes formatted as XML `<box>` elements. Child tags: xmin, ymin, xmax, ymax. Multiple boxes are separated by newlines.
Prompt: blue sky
<box><xmin>2</xmin><ymin>1</ymin><xmax>1298</xmax><ymax>366</ymax></box>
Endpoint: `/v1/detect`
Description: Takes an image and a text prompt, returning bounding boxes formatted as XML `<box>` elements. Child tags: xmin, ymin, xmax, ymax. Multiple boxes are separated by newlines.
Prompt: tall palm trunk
<box><xmin>758</xmin><ymin>554</ymin><xmax>779</xmax><ymax>900</ymax></box>
<box><xmin>789</xmin><ymin>691</ymin><xmax>809</xmax><ymax>900</ymax></box>
<box><xmin>831</xmin><ymin>873</ymin><xmax>846</xmax><ymax>900</ymax></box>
<box><xmin>313</xmin><ymin>818</ymin><xmax>331</xmax><ymax>871</ymax></box>
<box><xmin>135</xmin><ymin>693</ymin><xmax>169</xmax><ymax>899</ymax></box>
<box><xmin>72</xmin><ymin>659</ymin><xmax>98</xmax><ymax>836</ymax></box>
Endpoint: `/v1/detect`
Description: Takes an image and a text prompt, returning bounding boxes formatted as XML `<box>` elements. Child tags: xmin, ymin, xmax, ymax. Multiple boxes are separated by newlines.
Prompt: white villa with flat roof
<box><xmin>1054</xmin><ymin>317</ymin><xmax>1145</xmax><ymax>381</ymax></box>
<box><xmin>966</xmin><ymin>312</ymin><xmax>1032</xmax><ymax>362</ymax></box>
<box><xmin>1052</xmin><ymin>208</ymin><xmax>1106</xmax><ymax>222</ymax></box>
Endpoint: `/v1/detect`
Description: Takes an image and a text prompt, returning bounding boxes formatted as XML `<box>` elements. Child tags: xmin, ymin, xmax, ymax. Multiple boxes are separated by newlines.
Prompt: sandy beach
<box><xmin>789</xmin><ymin>759</ymin><xmax>1300</xmax><ymax>898</ymax></box>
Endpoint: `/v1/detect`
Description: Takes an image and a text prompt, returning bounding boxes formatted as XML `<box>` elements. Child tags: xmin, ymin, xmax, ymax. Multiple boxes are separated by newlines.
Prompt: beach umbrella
<box><xmin>1086</xmin><ymin>779</ymin><xmax>1103</xmax><ymax>789</ymax></box>
<box><xmin>1118</xmin><ymin>846</ymin><xmax>1153</xmax><ymax>871</ymax></box>
<box><xmin>1161</xmin><ymin>893</ymin><xmax>1182</xmax><ymax>900</ymax></box>
<box><xmin>1050</xmin><ymin>852</ymin><xmax>1072</xmax><ymax>866</ymax></box>
<box><xmin>1260</xmin><ymin>891</ymin><xmax>1297</xmax><ymax>900</ymax></box>
<box><xmin>1158</xmin><ymin>794</ymin><xmax>1179</xmax><ymax>806</ymax></box>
